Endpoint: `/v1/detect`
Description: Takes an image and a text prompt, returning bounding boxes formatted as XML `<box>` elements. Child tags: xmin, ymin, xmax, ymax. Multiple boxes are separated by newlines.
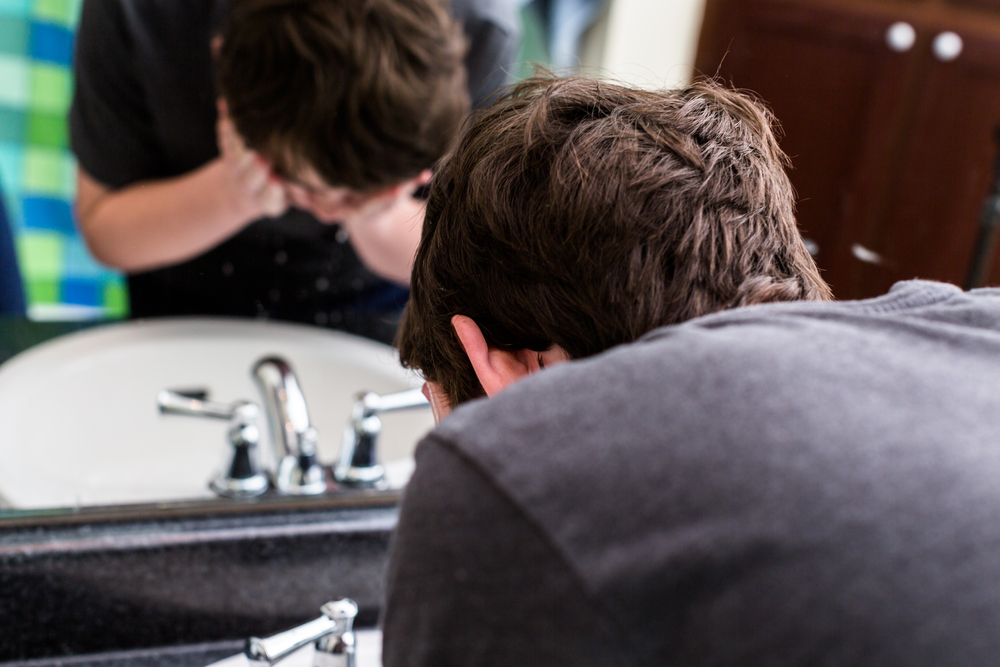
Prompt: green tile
<box><xmin>33</xmin><ymin>0</ymin><xmax>72</xmax><ymax>26</ymax></box>
<box><xmin>17</xmin><ymin>229</ymin><xmax>63</xmax><ymax>280</ymax></box>
<box><xmin>0</xmin><ymin>16</ymin><xmax>29</xmax><ymax>56</ymax></box>
<box><xmin>29</xmin><ymin>62</ymin><xmax>70</xmax><ymax>114</ymax></box>
<box><xmin>62</xmin><ymin>151</ymin><xmax>75</xmax><ymax>193</ymax></box>
<box><xmin>26</xmin><ymin>110</ymin><xmax>65</xmax><ymax>147</ymax></box>
<box><xmin>102</xmin><ymin>278</ymin><xmax>127</xmax><ymax>317</ymax></box>
<box><xmin>23</xmin><ymin>146</ymin><xmax>71</xmax><ymax>196</ymax></box>
<box><xmin>67</xmin><ymin>0</ymin><xmax>80</xmax><ymax>25</ymax></box>
<box><xmin>513</xmin><ymin>4</ymin><xmax>551</xmax><ymax>80</ymax></box>
<box><xmin>0</xmin><ymin>105</ymin><xmax>25</xmax><ymax>143</ymax></box>
<box><xmin>25</xmin><ymin>276</ymin><xmax>58</xmax><ymax>304</ymax></box>
<box><xmin>0</xmin><ymin>55</ymin><xmax>29</xmax><ymax>107</ymax></box>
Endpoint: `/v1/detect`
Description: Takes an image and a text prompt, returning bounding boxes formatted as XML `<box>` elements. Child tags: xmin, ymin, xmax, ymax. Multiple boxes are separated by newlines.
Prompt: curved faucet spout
<box><xmin>252</xmin><ymin>356</ymin><xmax>326</xmax><ymax>495</ymax></box>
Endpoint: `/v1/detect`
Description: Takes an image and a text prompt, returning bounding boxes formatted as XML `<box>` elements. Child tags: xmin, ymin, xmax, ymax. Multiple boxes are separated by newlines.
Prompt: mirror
<box><xmin>0</xmin><ymin>1</ymin><xmax>701</xmax><ymax>521</ymax></box>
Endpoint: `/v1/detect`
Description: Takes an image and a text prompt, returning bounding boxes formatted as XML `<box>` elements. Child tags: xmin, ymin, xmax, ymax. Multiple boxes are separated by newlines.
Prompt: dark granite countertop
<box><xmin>0</xmin><ymin>492</ymin><xmax>398</xmax><ymax>660</ymax></box>
<box><xmin>0</xmin><ymin>639</ymin><xmax>244</xmax><ymax>667</ymax></box>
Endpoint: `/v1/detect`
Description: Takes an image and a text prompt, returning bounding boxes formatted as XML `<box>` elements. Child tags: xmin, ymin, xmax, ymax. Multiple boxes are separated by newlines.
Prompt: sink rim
<box><xmin>0</xmin><ymin>486</ymin><xmax>402</xmax><ymax>530</ymax></box>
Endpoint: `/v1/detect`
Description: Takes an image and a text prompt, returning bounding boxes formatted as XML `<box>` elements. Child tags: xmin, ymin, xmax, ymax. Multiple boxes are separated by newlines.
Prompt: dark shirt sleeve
<box><xmin>381</xmin><ymin>435</ymin><xmax>628</xmax><ymax>667</ymax></box>
<box><xmin>461</xmin><ymin>5</ymin><xmax>521</xmax><ymax>108</ymax></box>
<box><xmin>69</xmin><ymin>0</ymin><xmax>165</xmax><ymax>188</ymax></box>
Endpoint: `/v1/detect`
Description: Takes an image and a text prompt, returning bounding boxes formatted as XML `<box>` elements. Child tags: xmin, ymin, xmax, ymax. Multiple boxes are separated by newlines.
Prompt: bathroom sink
<box><xmin>0</xmin><ymin>317</ymin><xmax>434</xmax><ymax>509</ymax></box>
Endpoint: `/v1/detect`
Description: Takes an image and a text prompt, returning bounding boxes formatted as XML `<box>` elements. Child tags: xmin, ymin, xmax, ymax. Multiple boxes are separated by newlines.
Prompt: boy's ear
<box><xmin>451</xmin><ymin>315</ymin><xmax>536</xmax><ymax>397</ymax></box>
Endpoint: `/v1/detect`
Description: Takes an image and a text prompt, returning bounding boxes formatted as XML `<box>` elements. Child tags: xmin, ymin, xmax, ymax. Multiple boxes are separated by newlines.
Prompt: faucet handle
<box><xmin>245</xmin><ymin>598</ymin><xmax>358</xmax><ymax>667</ymax></box>
<box><xmin>315</xmin><ymin>598</ymin><xmax>359</xmax><ymax>667</ymax></box>
<box><xmin>362</xmin><ymin>387</ymin><xmax>429</xmax><ymax>414</ymax></box>
<box><xmin>157</xmin><ymin>389</ymin><xmax>248</xmax><ymax>421</ymax></box>
<box><xmin>157</xmin><ymin>389</ymin><xmax>269</xmax><ymax>498</ymax></box>
<box><xmin>334</xmin><ymin>388</ymin><xmax>429</xmax><ymax>487</ymax></box>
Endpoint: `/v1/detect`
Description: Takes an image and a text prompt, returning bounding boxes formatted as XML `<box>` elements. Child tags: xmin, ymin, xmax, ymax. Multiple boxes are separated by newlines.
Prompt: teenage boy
<box><xmin>70</xmin><ymin>0</ymin><xmax>519</xmax><ymax>342</ymax></box>
<box><xmin>382</xmin><ymin>76</ymin><xmax>1000</xmax><ymax>665</ymax></box>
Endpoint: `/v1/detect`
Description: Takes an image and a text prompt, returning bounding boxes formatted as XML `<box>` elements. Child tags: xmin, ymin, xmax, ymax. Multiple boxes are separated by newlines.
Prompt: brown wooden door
<box><xmin>696</xmin><ymin>0</ymin><xmax>924</xmax><ymax>298</ymax></box>
<box><xmin>946</xmin><ymin>0</ymin><xmax>1000</xmax><ymax>11</ymax></box>
<box><xmin>862</xmin><ymin>9</ymin><xmax>1000</xmax><ymax>292</ymax></box>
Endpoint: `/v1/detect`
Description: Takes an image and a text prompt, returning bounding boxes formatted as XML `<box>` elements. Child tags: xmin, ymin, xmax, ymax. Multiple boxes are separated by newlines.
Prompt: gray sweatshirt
<box><xmin>383</xmin><ymin>280</ymin><xmax>1000</xmax><ymax>666</ymax></box>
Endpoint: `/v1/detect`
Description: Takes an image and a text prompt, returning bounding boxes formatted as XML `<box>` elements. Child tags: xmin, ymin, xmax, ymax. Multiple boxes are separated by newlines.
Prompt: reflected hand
<box><xmin>216</xmin><ymin>99</ymin><xmax>288</xmax><ymax>221</ymax></box>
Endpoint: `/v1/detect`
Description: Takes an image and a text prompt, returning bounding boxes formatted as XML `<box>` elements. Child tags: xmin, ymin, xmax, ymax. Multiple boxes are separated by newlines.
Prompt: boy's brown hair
<box><xmin>397</xmin><ymin>75</ymin><xmax>833</xmax><ymax>407</ymax></box>
<box><xmin>216</xmin><ymin>0</ymin><xmax>469</xmax><ymax>192</ymax></box>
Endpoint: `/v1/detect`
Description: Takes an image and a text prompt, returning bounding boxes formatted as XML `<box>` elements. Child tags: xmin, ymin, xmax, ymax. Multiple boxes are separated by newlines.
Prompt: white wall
<box><xmin>590</xmin><ymin>0</ymin><xmax>707</xmax><ymax>88</ymax></box>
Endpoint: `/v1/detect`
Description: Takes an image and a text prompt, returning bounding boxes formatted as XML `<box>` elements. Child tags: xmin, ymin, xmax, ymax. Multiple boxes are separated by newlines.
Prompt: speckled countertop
<box><xmin>0</xmin><ymin>494</ymin><xmax>399</xmax><ymax>660</ymax></box>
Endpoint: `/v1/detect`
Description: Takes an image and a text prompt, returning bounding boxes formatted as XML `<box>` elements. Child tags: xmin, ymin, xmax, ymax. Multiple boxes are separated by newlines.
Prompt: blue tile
<box><xmin>62</xmin><ymin>235</ymin><xmax>106</xmax><ymax>278</ymax></box>
<box><xmin>29</xmin><ymin>21</ymin><xmax>71</xmax><ymax>65</ymax></box>
<box><xmin>0</xmin><ymin>143</ymin><xmax>24</xmax><ymax>229</ymax></box>
<box><xmin>0</xmin><ymin>0</ymin><xmax>30</xmax><ymax>19</ymax></box>
<box><xmin>0</xmin><ymin>142</ymin><xmax>22</xmax><ymax>191</ymax></box>
<box><xmin>22</xmin><ymin>194</ymin><xmax>72</xmax><ymax>233</ymax></box>
<box><xmin>60</xmin><ymin>276</ymin><xmax>100</xmax><ymax>305</ymax></box>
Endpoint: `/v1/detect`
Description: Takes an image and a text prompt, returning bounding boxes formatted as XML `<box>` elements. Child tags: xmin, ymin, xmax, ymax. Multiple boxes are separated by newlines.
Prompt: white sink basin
<box><xmin>0</xmin><ymin>318</ymin><xmax>434</xmax><ymax>509</ymax></box>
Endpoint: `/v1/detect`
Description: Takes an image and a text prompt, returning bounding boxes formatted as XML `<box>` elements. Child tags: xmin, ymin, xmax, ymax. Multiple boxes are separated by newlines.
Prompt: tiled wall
<box><xmin>0</xmin><ymin>0</ymin><xmax>126</xmax><ymax>319</ymax></box>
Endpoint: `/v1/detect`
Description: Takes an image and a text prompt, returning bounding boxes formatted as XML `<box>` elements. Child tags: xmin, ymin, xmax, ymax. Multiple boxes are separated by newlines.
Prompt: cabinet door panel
<box><xmin>946</xmin><ymin>0</ymin><xmax>1000</xmax><ymax>11</ymax></box>
<box><xmin>866</xmin><ymin>17</ymin><xmax>1000</xmax><ymax>292</ymax></box>
<box><xmin>696</xmin><ymin>0</ymin><xmax>919</xmax><ymax>298</ymax></box>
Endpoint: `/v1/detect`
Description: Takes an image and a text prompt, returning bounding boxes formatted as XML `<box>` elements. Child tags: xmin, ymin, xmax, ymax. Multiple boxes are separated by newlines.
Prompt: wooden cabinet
<box><xmin>696</xmin><ymin>0</ymin><xmax>1000</xmax><ymax>298</ymax></box>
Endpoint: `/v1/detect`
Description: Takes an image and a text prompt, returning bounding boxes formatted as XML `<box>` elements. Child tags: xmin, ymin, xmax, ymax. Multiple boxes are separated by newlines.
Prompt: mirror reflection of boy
<box><xmin>382</xmin><ymin>76</ymin><xmax>1000</xmax><ymax>666</ymax></box>
<box><xmin>70</xmin><ymin>0</ymin><xmax>520</xmax><ymax>343</ymax></box>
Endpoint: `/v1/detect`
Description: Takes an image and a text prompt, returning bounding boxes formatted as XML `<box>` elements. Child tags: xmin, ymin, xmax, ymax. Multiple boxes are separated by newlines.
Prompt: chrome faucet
<box><xmin>158</xmin><ymin>355</ymin><xmax>327</xmax><ymax>497</ymax></box>
<box><xmin>159</xmin><ymin>357</ymin><xmax>429</xmax><ymax>497</ymax></box>
<box><xmin>252</xmin><ymin>356</ymin><xmax>327</xmax><ymax>496</ymax></box>
<box><xmin>335</xmin><ymin>387</ymin><xmax>428</xmax><ymax>487</ymax></box>
<box><xmin>246</xmin><ymin>598</ymin><xmax>358</xmax><ymax>667</ymax></box>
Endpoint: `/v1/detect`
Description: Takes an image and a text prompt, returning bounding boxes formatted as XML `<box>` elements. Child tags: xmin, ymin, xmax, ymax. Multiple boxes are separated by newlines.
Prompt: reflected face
<box><xmin>279</xmin><ymin>167</ymin><xmax>396</xmax><ymax>224</ymax></box>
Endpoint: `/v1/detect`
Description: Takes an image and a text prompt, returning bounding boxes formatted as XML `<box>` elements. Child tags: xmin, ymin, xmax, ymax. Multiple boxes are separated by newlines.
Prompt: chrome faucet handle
<box><xmin>157</xmin><ymin>389</ymin><xmax>269</xmax><ymax>498</ymax></box>
<box><xmin>157</xmin><ymin>389</ymin><xmax>246</xmax><ymax>421</ymax></box>
<box><xmin>252</xmin><ymin>356</ymin><xmax>326</xmax><ymax>496</ymax></box>
<box><xmin>245</xmin><ymin>598</ymin><xmax>358</xmax><ymax>667</ymax></box>
<box><xmin>334</xmin><ymin>388</ymin><xmax>429</xmax><ymax>487</ymax></box>
<box><xmin>315</xmin><ymin>598</ymin><xmax>359</xmax><ymax>667</ymax></box>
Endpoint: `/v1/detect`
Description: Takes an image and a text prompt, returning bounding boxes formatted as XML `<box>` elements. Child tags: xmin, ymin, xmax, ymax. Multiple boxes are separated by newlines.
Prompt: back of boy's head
<box><xmin>398</xmin><ymin>75</ymin><xmax>833</xmax><ymax>407</ymax></box>
<box><xmin>216</xmin><ymin>0</ymin><xmax>469</xmax><ymax>192</ymax></box>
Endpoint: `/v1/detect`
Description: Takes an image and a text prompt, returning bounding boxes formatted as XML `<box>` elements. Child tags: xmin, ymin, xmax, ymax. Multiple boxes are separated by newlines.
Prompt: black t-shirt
<box><xmin>69</xmin><ymin>0</ymin><xmax>520</xmax><ymax>344</ymax></box>
<box><xmin>383</xmin><ymin>281</ymin><xmax>1000</xmax><ymax>665</ymax></box>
